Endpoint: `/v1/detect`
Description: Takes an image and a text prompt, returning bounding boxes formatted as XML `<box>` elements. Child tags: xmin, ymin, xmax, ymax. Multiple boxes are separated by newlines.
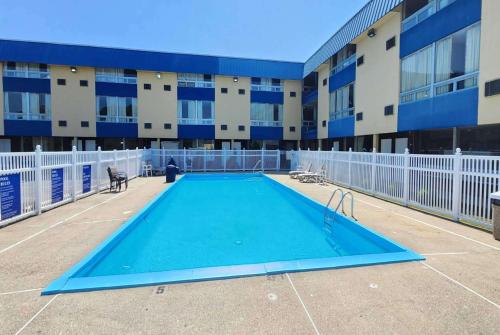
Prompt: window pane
<box><xmin>201</xmin><ymin>101</ymin><xmax>212</xmax><ymax>119</ymax></box>
<box><xmin>7</xmin><ymin>92</ymin><xmax>23</xmax><ymax>114</ymax></box>
<box><xmin>465</xmin><ymin>24</ymin><xmax>481</xmax><ymax>73</ymax></box>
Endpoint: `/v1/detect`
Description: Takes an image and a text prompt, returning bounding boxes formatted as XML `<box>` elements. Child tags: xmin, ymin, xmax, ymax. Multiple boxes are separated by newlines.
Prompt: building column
<box><xmin>452</xmin><ymin>127</ymin><xmax>459</xmax><ymax>151</ymax></box>
<box><xmin>372</xmin><ymin>134</ymin><xmax>380</xmax><ymax>152</ymax></box>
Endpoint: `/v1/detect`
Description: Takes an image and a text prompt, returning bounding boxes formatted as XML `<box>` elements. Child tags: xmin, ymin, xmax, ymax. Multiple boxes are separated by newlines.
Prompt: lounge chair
<box><xmin>107</xmin><ymin>166</ymin><xmax>128</xmax><ymax>192</ymax></box>
<box><xmin>298</xmin><ymin>164</ymin><xmax>327</xmax><ymax>184</ymax></box>
<box><xmin>289</xmin><ymin>163</ymin><xmax>312</xmax><ymax>179</ymax></box>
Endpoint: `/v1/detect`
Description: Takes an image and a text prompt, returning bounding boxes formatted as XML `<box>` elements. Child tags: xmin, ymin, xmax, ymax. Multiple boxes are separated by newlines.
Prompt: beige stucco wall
<box><xmin>50</xmin><ymin>66</ymin><xmax>96</xmax><ymax>137</ymax></box>
<box><xmin>354</xmin><ymin>12</ymin><xmax>401</xmax><ymax>136</ymax></box>
<box><xmin>214</xmin><ymin>76</ymin><xmax>250</xmax><ymax>139</ymax></box>
<box><xmin>283</xmin><ymin>80</ymin><xmax>302</xmax><ymax>140</ymax></box>
<box><xmin>0</xmin><ymin>63</ymin><xmax>4</xmax><ymax>135</ymax></box>
<box><xmin>317</xmin><ymin>64</ymin><xmax>330</xmax><ymax>140</ymax></box>
<box><xmin>137</xmin><ymin>71</ymin><xmax>177</xmax><ymax>138</ymax></box>
<box><xmin>478</xmin><ymin>0</ymin><xmax>500</xmax><ymax>125</ymax></box>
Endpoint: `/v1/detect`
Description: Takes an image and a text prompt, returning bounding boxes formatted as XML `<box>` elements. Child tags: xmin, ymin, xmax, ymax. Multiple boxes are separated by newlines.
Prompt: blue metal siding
<box><xmin>95</xmin><ymin>82</ymin><xmax>137</xmax><ymax>98</ymax></box>
<box><xmin>250</xmin><ymin>126</ymin><xmax>283</xmax><ymax>140</ymax></box>
<box><xmin>177</xmin><ymin>87</ymin><xmax>215</xmax><ymax>101</ymax></box>
<box><xmin>250</xmin><ymin>91</ymin><xmax>284</xmax><ymax>104</ymax></box>
<box><xmin>304</xmin><ymin>0</ymin><xmax>403</xmax><ymax>77</ymax></box>
<box><xmin>400</xmin><ymin>0</ymin><xmax>481</xmax><ymax>58</ymax></box>
<box><xmin>329</xmin><ymin>63</ymin><xmax>356</xmax><ymax>92</ymax></box>
<box><xmin>2</xmin><ymin>77</ymin><xmax>51</xmax><ymax>94</ymax></box>
<box><xmin>301</xmin><ymin>127</ymin><xmax>317</xmax><ymax>140</ymax></box>
<box><xmin>177</xmin><ymin>125</ymin><xmax>215</xmax><ymax>139</ymax></box>
<box><xmin>96</xmin><ymin>122</ymin><xmax>138</xmax><ymax>138</ymax></box>
<box><xmin>302</xmin><ymin>89</ymin><xmax>318</xmax><ymax>105</ymax></box>
<box><xmin>0</xmin><ymin>40</ymin><xmax>303</xmax><ymax>80</ymax></box>
<box><xmin>328</xmin><ymin>117</ymin><xmax>355</xmax><ymax>138</ymax></box>
<box><xmin>4</xmin><ymin>120</ymin><xmax>51</xmax><ymax>136</ymax></box>
<box><xmin>398</xmin><ymin>89</ymin><xmax>478</xmax><ymax>131</ymax></box>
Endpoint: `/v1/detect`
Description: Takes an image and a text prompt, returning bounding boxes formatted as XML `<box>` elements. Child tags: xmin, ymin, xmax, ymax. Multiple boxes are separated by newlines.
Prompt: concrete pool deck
<box><xmin>0</xmin><ymin>174</ymin><xmax>499</xmax><ymax>334</ymax></box>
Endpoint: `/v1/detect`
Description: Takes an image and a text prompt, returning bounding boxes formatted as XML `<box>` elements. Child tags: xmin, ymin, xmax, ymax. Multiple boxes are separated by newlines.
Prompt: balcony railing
<box><xmin>302</xmin><ymin>120</ymin><xmax>316</xmax><ymax>127</ymax></box>
<box><xmin>3</xmin><ymin>69</ymin><xmax>50</xmax><ymax>79</ymax></box>
<box><xmin>178</xmin><ymin>118</ymin><xmax>215</xmax><ymax>125</ymax></box>
<box><xmin>400</xmin><ymin>72</ymin><xmax>478</xmax><ymax>104</ymax></box>
<box><xmin>250</xmin><ymin>84</ymin><xmax>283</xmax><ymax>92</ymax></box>
<box><xmin>250</xmin><ymin>120</ymin><xmax>282</xmax><ymax>127</ymax></box>
<box><xmin>330</xmin><ymin>54</ymin><xmax>356</xmax><ymax>76</ymax></box>
<box><xmin>95</xmin><ymin>75</ymin><xmax>137</xmax><ymax>84</ymax></box>
<box><xmin>177</xmin><ymin>81</ymin><xmax>215</xmax><ymax>88</ymax></box>
<box><xmin>97</xmin><ymin>116</ymin><xmax>137</xmax><ymax>123</ymax></box>
<box><xmin>4</xmin><ymin>112</ymin><xmax>50</xmax><ymax>121</ymax></box>
<box><xmin>330</xmin><ymin>107</ymin><xmax>355</xmax><ymax>121</ymax></box>
<box><xmin>402</xmin><ymin>0</ymin><xmax>456</xmax><ymax>32</ymax></box>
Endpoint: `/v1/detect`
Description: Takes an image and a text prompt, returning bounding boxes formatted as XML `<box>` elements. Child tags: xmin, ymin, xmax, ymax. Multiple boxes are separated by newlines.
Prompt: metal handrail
<box><xmin>252</xmin><ymin>160</ymin><xmax>262</xmax><ymax>173</ymax></box>
<box><xmin>324</xmin><ymin>188</ymin><xmax>344</xmax><ymax>219</ymax></box>
<box><xmin>335</xmin><ymin>191</ymin><xmax>356</xmax><ymax>221</ymax></box>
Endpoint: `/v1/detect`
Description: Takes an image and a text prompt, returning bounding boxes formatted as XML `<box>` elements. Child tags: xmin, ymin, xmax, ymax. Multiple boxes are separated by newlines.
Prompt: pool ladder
<box><xmin>323</xmin><ymin>188</ymin><xmax>356</xmax><ymax>234</ymax></box>
<box><xmin>252</xmin><ymin>160</ymin><xmax>262</xmax><ymax>173</ymax></box>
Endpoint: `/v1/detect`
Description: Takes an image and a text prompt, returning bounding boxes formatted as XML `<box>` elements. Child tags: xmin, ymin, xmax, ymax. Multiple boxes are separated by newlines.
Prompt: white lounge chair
<box><xmin>289</xmin><ymin>163</ymin><xmax>312</xmax><ymax>179</ymax></box>
<box><xmin>298</xmin><ymin>164</ymin><xmax>327</xmax><ymax>184</ymax></box>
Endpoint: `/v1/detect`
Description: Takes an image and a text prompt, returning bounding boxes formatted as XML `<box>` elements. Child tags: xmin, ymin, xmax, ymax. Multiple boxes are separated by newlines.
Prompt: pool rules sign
<box><xmin>51</xmin><ymin>168</ymin><xmax>64</xmax><ymax>204</ymax></box>
<box><xmin>0</xmin><ymin>173</ymin><xmax>21</xmax><ymax>220</ymax></box>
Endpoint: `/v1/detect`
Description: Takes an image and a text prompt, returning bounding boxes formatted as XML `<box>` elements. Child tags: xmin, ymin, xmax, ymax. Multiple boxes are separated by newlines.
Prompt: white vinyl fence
<box><xmin>0</xmin><ymin>146</ymin><xmax>144</xmax><ymax>227</ymax></box>
<box><xmin>146</xmin><ymin>149</ymin><xmax>281</xmax><ymax>172</ymax></box>
<box><xmin>292</xmin><ymin>149</ymin><xmax>500</xmax><ymax>231</ymax></box>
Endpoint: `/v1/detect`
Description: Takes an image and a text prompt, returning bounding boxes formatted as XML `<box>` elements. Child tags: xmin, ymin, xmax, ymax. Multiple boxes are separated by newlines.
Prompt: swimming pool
<box><xmin>43</xmin><ymin>174</ymin><xmax>423</xmax><ymax>294</ymax></box>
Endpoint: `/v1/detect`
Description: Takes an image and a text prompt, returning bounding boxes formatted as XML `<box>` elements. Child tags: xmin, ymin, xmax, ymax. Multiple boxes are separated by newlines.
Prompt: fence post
<box><xmin>261</xmin><ymin>147</ymin><xmax>264</xmax><ymax>172</ymax></box>
<box><xmin>243</xmin><ymin>148</ymin><xmax>246</xmax><ymax>171</ymax></box>
<box><xmin>96</xmin><ymin>146</ymin><xmax>102</xmax><ymax>192</ymax></box>
<box><xmin>126</xmin><ymin>149</ymin><xmax>130</xmax><ymax>177</ymax></box>
<box><xmin>35</xmin><ymin>145</ymin><xmax>42</xmax><ymax>215</ymax></box>
<box><xmin>371</xmin><ymin>148</ymin><xmax>377</xmax><ymax>194</ymax></box>
<box><xmin>204</xmin><ymin>148</ymin><xmax>207</xmax><ymax>172</ymax></box>
<box><xmin>71</xmin><ymin>146</ymin><xmax>77</xmax><ymax>202</ymax></box>
<box><xmin>113</xmin><ymin>149</ymin><xmax>117</xmax><ymax>168</ymax></box>
<box><xmin>348</xmin><ymin>148</ymin><xmax>352</xmax><ymax>188</ymax></box>
<box><xmin>452</xmin><ymin>148</ymin><xmax>462</xmax><ymax>221</ymax></box>
<box><xmin>276</xmin><ymin>149</ymin><xmax>280</xmax><ymax>171</ymax></box>
<box><xmin>135</xmin><ymin>147</ymin><xmax>139</xmax><ymax>177</ymax></box>
<box><xmin>223</xmin><ymin>149</ymin><xmax>226</xmax><ymax>172</ymax></box>
<box><xmin>183</xmin><ymin>148</ymin><xmax>187</xmax><ymax>172</ymax></box>
<box><xmin>403</xmin><ymin>148</ymin><xmax>410</xmax><ymax>206</ymax></box>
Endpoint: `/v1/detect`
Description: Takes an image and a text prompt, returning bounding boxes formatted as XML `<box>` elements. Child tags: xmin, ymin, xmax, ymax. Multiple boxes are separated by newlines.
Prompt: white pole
<box><xmin>96</xmin><ymin>146</ymin><xmax>102</xmax><ymax>192</ymax></box>
<box><xmin>135</xmin><ymin>147</ymin><xmax>139</xmax><ymax>177</ymax></box>
<box><xmin>403</xmin><ymin>148</ymin><xmax>410</xmax><ymax>206</ymax></box>
<box><xmin>371</xmin><ymin>148</ymin><xmax>377</xmax><ymax>194</ymax></box>
<box><xmin>261</xmin><ymin>147</ymin><xmax>264</xmax><ymax>172</ymax></box>
<box><xmin>183</xmin><ymin>147</ymin><xmax>187</xmax><ymax>172</ymax></box>
<box><xmin>276</xmin><ymin>149</ymin><xmax>280</xmax><ymax>171</ymax></box>
<box><xmin>348</xmin><ymin>148</ymin><xmax>352</xmax><ymax>188</ymax></box>
<box><xmin>126</xmin><ymin>149</ymin><xmax>130</xmax><ymax>177</ymax></box>
<box><xmin>71</xmin><ymin>146</ymin><xmax>77</xmax><ymax>202</ymax></box>
<box><xmin>452</xmin><ymin>148</ymin><xmax>462</xmax><ymax>220</ymax></box>
<box><xmin>35</xmin><ymin>145</ymin><xmax>42</xmax><ymax>215</ymax></box>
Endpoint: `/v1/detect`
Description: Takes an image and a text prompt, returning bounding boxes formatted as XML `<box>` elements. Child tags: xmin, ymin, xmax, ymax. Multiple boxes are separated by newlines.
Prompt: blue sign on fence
<box><xmin>51</xmin><ymin>168</ymin><xmax>64</xmax><ymax>204</ymax></box>
<box><xmin>0</xmin><ymin>173</ymin><xmax>21</xmax><ymax>220</ymax></box>
<box><xmin>82</xmin><ymin>165</ymin><xmax>91</xmax><ymax>194</ymax></box>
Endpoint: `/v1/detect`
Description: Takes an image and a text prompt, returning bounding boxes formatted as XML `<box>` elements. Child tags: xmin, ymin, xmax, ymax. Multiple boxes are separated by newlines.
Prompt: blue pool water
<box><xmin>44</xmin><ymin>174</ymin><xmax>423</xmax><ymax>294</ymax></box>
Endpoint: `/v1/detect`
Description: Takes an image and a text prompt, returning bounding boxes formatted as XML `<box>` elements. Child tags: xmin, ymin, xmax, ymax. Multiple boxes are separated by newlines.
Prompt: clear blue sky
<box><xmin>0</xmin><ymin>0</ymin><xmax>369</xmax><ymax>62</ymax></box>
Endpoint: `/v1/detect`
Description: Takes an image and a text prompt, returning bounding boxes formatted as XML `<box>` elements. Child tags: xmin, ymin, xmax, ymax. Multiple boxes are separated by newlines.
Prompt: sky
<box><xmin>0</xmin><ymin>0</ymin><xmax>369</xmax><ymax>62</ymax></box>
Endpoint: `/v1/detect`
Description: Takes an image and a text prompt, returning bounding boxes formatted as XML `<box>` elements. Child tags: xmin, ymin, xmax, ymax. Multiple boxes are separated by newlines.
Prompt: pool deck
<box><xmin>1</xmin><ymin>174</ymin><xmax>499</xmax><ymax>334</ymax></box>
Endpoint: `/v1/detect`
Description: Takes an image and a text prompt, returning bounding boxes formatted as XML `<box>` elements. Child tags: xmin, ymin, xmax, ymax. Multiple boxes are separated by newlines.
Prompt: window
<box><xmin>177</xmin><ymin>73</ymin><xmax>214</xmax><ymax>88</ymax></box>
<box><xmin>290</xmin><ymin>91</ymin><xmax>296</xmax><ymax>97</ymax></box>
<box><xmin>57</xmin><ymin>78</ymin><xmax>66</xmax><ymax>86</ymax></box>
<box><xmin>81</xmin><ymin>121</ymin><xmax>89</xmax><ymax>128</ymax></box>
<box><xmin>58</xmin><ymin>120</ymin><xmax>67</xmax><ymax>127</ymax></box>
<box><xmin>221</xmin><ymin>87</ymin><xmax>228</xmax><ymax>94</ymax></box>
<box><xmin>144</xmin><ymin>123</ymin><xmax>152</xmax><ymax>129</ymax></box>
<box><xmin>238</xmin><ymin>89</ymin><xmax>245</xmax><ymax>95</ymax></box>
<box><xmin>95</xmin><ymin>68</ymin><xmax>137</xmax><ymax>84</ymax></box>
<box><xmin>96</xmin><ymin>96</ymin><xmax>138</xmax><ymax>123</ymax></box>
<box><xmin>164</xmin><ymin>123</ymin><xmax>172</xmax><ymax>129</ymax></box>
<box><xmin>386</xmin><ymin>36</ymin><xmax>396</xmax><ymax>50</ymax></box>
<box><xmin>144</xmin><ymin>83</ymin><xmax>151</xmax><ymax>90</ymax></box>
<box><xmin>164</xmin><ymin>84</ymin><xmax>171</xmax><ymax>91</ymax></box>
<box><xmin>330</xmin><ymin>44</ymin><xmax>356</xmax><ymax>75</ymax></box>
<box><xmin>485</xmin><ymin>79</ymin><xmax>500</xmax><ymax>97</ymax></box>
<box><xmin>221</xmin><ymin>124</ymin><xmax>228</xmax><ymax>131</ymax></box>
<box><xmin>250</xmin><ymin>103</ymin><xmax>283</xmax><ymax>127</ymax></box>
<box><xmin>402</xmin><ymin>0</ymin><xmax>457</xmax><ymax>32</ymax></box>
<box><xmin>80</xmin><ymin>80</ymin><xmax>88</xmax><ymax>87</ymax></box>
<box><xmin>177</xmin><ymin>100</ymin><xmax>214</xmax><ymax>124</ymax></box>
<box><xmin>323</xmin><ymin>78</ymin><xmax>327</xmax><ymax>86</ymax></box>
<box><xmin>322</xmin><ymin>120</ymin><xmax>327</xmax><ymax>127</ymax></box>
<box><xmin>356</xmin><ymin>112</ymin><xmax>363</xmax><ymax>121</ymax></box>
<box><xmin>238</xmin><ymin>125</ymin><xmax>245</xmax><ymax>131</ymax></box>
<box><xmin>401</xmin><ymin>23</ymin><xmax>480</xmax><ymax>103</ymax></box>
<box><xmin>3</xmin><ymin>92</ymin><xmax>51</xmax><ymax>120</ymax></box>
<box><xmin>3</xmin><ymin>62</ymin><xmax>50</xmax><ymax>79</ymax></box>
<box><xmin>384</xmin><ymin>105</ymin><xmax>394</xmax><ymax>116</ymax></box>
<box><xmin>289</xmin><ymin>126</ymin><xmax>296</xmax><ymax>132</ymax></box>
<box><xmin>329</xmin><ymin>83</ymin><xmax>355</xmax><ymax>120</ymax></box>
<box><xmin>251</xmin><ymin>77</ymin><xmax>283</xmax><ymax>92</ymax></box>
<box><xmin>357</xmin><ymin>56</ymin><xmax>365</xmax><ymax>67</ymax></box>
